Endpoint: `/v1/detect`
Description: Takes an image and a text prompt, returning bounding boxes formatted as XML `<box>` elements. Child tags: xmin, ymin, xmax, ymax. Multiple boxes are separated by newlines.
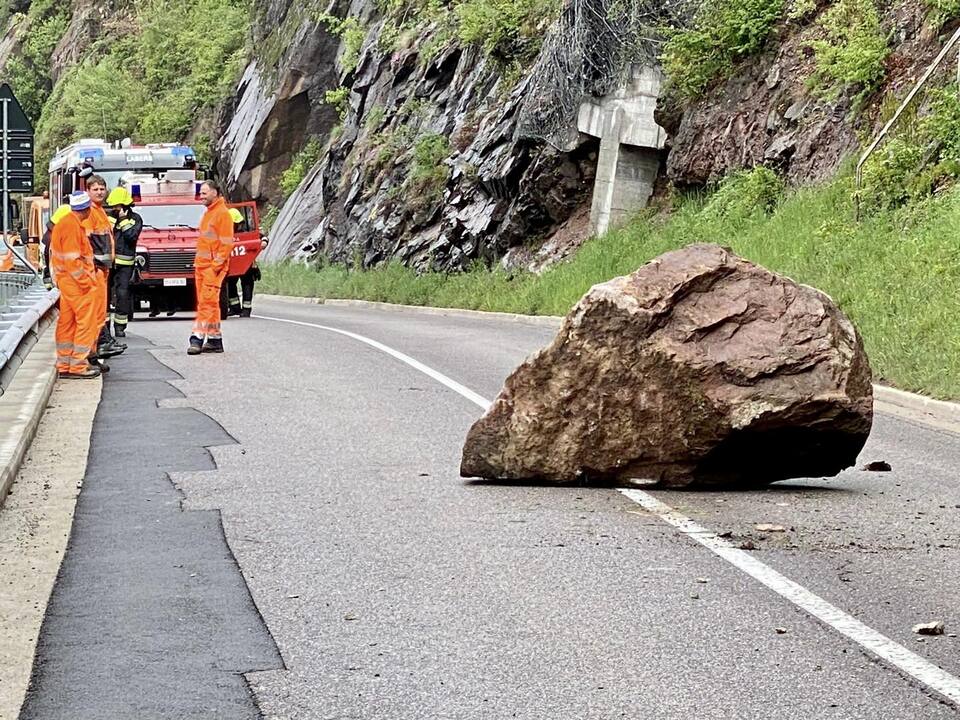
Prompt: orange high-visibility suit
<box><xmin>84</xmin><ymin>203</ymin><xmax>114</xmax><ymax>344</ymax></box>
<box><xmin>192</xmin><ymin>196</ymin><xmax>233</xmax><ymax>339</ymax></box>
<box><xmin>0</xmin><ymin>245</ymin><xmax>12</xmax><ymax>271</ymax></box>
<box><xmin>50</xmin><ymin>212</ymin><xmax>98</xmax><ymax>374</ymax></box>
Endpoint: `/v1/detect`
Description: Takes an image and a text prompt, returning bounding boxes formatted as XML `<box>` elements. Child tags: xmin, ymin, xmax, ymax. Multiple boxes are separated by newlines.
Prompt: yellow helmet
<box><xmin>228</xmin><ymin>208</ymin><xmax>244</xmax><ymax>224</ymax></box>
<box><xmin>107</xmin><ymin>187</ymin><xmax>134</xmax><ymax>207</ymax></box>
<box><xmin>50</xmin><ymin>205</ymin><xmax>71</xmax><ymax>224</ymax></box>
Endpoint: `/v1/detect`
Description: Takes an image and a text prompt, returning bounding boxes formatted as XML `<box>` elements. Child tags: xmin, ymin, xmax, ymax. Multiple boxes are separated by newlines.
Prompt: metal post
<box><xmin>0</xmin><ymin>98</ymin><xmax>36</xmax><ymax>278</ymax></box>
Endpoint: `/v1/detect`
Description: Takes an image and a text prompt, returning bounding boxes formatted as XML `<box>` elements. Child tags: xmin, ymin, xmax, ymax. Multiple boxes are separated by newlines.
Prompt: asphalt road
<box><xmin>20</xmin><ymin>298</ymin><xmax>960</xmax><ymax>719</ymax></box>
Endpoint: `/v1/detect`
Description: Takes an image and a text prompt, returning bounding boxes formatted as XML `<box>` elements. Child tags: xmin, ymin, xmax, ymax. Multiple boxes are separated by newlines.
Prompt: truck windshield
<box><xmin>138</xmin><ymin>204</ymin><xmax>205</xmax><ymax>229</ymax></box>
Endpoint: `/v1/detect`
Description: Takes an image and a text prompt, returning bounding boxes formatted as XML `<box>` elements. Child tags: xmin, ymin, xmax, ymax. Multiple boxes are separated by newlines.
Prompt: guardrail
<box><xmin>0</xmin><ymin>274</ymin><xmax>58</xmax><ymax>394</ymax></box>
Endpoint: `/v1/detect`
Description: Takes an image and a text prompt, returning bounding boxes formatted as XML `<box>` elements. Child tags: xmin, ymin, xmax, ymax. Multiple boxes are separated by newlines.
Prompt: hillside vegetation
<box><xmin>5</xmin><ymin>0</ymin><xmax>248</xmax><ymax>175</ymax></box>
<box><xmin>262</xmin><ymin>169</ymin><xmax>960</xmax><ymax>398</ymax></box>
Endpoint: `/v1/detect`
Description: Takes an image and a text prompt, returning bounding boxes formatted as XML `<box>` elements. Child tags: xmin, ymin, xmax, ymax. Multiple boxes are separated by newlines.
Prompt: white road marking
<box><xmin>254</xmin><ymin>315</ymin><xmax>492</xmax><ymax>410</ymax></box>
<box><xmin>621</xmin><ymin>489</ymin><xmax>960</xmax><ymax>706</ymax></box>
<box><xmin>256</xmin><ymin>311</ymin><xmax>960</xmax><ymax>707</ymax></box>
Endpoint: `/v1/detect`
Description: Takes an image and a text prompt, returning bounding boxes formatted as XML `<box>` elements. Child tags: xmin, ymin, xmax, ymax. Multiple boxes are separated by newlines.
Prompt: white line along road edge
<box><xmin>256</xmin><ymin>312</ymin><xmax>960</xmax><ymax>708</ymax></box>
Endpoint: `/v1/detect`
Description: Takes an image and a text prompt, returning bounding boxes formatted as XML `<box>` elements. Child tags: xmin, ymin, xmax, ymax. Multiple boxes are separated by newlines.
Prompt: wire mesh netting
<box><xmin>517</xmin><ymin>0</ymin><xmax>695</xmax><ymax>149</ymax></box>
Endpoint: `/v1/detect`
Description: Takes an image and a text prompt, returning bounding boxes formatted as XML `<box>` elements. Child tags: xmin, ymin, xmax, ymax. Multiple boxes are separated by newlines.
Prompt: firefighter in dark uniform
<box><xmin>226</xmin><ymin>207</ymin><xmax>266</xmax><ymax>317</ymax></box>
<box><xmin>106</xmin><ymin>187</ymin><xmax>143</xmax><ymax>338</ymax></box>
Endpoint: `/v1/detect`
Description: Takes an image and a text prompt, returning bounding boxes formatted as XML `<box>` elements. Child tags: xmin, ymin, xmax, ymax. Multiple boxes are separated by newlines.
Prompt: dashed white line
<box><xmin>256</xmin><ymin>310</ymin><xmax>960</xmax><ymax>708</ymax></box>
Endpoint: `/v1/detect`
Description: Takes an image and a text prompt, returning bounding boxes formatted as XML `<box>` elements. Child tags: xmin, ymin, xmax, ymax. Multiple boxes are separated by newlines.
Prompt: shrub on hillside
<box><xmin>661</xmin><ymin>0</ymin><xmax>785</xmax><ymax>100</ymax></box>
<box><xmin>702</xmin><ymin>166</ymin><xmax>786</xmax><ymax>219</ymax></box>
<box><xmin>807</xmin><ymin>0</ymin><xmax>888</xmax><ymax>101</ymax></box>
<box><xmin>406</xmin><ymin>133</ymin><xmax>452</xmax><ymax>206</ymax></box>
<box><xmin>280</xmin><ymin>138</ymin><xmax>324</xmax><ymax>198</ymax></box>
<box><xmin>860</xmin><ymin>86</ymin><xmax>960</xmax><ymax>213</ymax></box>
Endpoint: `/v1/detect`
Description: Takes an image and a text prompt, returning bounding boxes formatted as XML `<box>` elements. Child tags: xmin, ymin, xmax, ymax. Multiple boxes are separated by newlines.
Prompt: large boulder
<box><xmin>460</xmin><ymin>244</ymin><xmax>873</xmax><ymax>488</ymax></box>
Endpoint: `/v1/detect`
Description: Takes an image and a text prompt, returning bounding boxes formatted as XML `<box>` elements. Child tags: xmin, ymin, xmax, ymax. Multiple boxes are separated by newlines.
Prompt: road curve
<box><xmin>20</xmin><ymin>298</ymin><xmax>960</xmax><ymax>719</ymax></box>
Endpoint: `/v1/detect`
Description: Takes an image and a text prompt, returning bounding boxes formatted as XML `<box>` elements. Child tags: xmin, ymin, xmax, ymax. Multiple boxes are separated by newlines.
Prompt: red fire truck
<box><xmin>47</xmin><ymin>139</ymin><xmax>263</xmax><ymax>317</ymax></box>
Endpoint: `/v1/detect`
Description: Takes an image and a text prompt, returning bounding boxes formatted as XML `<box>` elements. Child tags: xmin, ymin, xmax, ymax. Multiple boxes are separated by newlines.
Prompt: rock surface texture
<box><xmin>461</xmin><ymin>244</ymin><xmax>873</xmax><ymax>488</ymax></box>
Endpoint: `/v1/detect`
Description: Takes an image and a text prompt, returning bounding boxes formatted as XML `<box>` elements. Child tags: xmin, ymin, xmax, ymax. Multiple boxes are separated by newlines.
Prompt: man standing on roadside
<box><xmin>50</xmin><ymin>192</ymin><xmax>100</xmax><ymax>378</ymax></box>
<box><xmin>188</xmin><ymin>180</ymin><xmax>233</xmax><ymax>355</ymax></box>
<box><xmin>84</xmin><ymin>175</ymin><xmax>124</xmax><ymax>368</ymax></box>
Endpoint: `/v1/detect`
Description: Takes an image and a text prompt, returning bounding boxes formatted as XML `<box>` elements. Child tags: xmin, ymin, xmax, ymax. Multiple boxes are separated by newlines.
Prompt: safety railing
<box><xmin>0</xmin><ymin>275</ymin><xmax>58</xmax><ymax>394</ymax></box>
<box><xmin>855</xmin><ymin>24</ymin><xmax>960</xmax><ymax>218</ymax></box>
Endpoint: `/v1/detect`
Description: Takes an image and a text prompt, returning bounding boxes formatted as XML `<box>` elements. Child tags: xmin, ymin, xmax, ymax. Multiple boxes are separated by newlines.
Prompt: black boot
<box><xmin>98</xmin><ymin>341</ymin><xmax>125</xmax><ymax>357</ymax></box>
<box><xmin>240</xmin><ymin>308</ymin><xmax>252</xmax><ymax>318</ymax></box>
<box><xmin>201</xmin><ymin>337</ymin><xmax>224</xmax><ymax>354</ymax></box>
<box><xmin>187</xmin><ymin>336</ymin><xmax>203</xmax><ymax>355</ymax></box>
<box><xmin>114</xmin><ymin>325</ymin><xmax>126</xmax><ymax>338</ymax></box>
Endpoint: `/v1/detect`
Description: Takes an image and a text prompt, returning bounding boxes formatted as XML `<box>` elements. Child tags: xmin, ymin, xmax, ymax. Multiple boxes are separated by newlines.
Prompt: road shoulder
<box><xmin>0</xmin><ymin>379</ymin><xmax>101</xmax><ymax>719</ymax></box>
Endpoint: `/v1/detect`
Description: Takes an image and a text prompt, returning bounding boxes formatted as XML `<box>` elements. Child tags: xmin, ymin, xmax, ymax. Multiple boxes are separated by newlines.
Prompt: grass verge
<box><xmin>260</xmin><ymin>176</ymin><xmax>960</xmax><ymax>399</ymax></box>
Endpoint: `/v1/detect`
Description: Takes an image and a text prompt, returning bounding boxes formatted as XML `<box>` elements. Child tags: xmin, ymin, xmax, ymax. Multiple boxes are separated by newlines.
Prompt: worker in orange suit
<box><xmin>188</xmin><ymin>179</ymin><xmax>234</xmax><ymax>355</ymax></box>
<box><xmin>50</xmin><ymin>192</ymin><xmax>100</xmax><ymax>378</ymax></box>
<box><xmin>0</xmin><ymin>243</ymin><xmax>12</xmax><ymax>271</ymax></box>
<box><xmin>83</xmin><ymin>174</ymin><xmax>123</xmax><ymax>367</ymax></box>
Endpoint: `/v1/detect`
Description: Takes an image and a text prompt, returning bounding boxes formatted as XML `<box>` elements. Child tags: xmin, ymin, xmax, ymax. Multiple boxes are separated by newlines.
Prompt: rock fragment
<box><xmin>912</xmin><ymin>622</ymin><xmax>945</xmax><ymax>636</ymax></box>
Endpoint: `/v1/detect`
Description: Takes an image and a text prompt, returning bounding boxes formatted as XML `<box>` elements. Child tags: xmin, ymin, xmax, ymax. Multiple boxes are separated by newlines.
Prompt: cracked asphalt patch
<box><xmin>18</xmin><ymin>336</ymin><xmax>282</xmax><ymax>720</ymax></box>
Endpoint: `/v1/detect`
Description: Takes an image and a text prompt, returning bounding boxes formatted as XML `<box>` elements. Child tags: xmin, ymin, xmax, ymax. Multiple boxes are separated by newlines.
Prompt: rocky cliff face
<box><xmin>658</xmin><ymin>0</ymin><xmax>944</xmax><ymax>186</ymax></box>
<box><xmin>220</xmin><ymin>1</ymin><xmax>597</xmax><ymax>271</ymax></box>
<box><xmin>267</xmin><ymin>40</ymin><xmax>597</xmax><ymax>270</ymax></box>
<box><xmin>217</xmin><ymin>0</ymin><xmax>955</xmax><ymax>268</ymax></box>
<box><xmin>215</xmin><ymin>0</ymin><xmax>348</xmax><ymax>209</ymax></box>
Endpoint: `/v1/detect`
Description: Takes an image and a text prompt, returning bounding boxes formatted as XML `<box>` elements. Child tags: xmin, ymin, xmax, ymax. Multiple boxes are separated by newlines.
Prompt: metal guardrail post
<box><xmin>855</xmin><ymin>24</ymin><xmax>960</xmax><ymax>219</ymax></box>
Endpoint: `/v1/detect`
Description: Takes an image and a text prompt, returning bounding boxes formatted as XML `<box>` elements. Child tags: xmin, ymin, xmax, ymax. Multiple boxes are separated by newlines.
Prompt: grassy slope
<box><xmin>260</xmin><ymin>176</ymin><xmax>960</xmax><ymax>399</ymax></box>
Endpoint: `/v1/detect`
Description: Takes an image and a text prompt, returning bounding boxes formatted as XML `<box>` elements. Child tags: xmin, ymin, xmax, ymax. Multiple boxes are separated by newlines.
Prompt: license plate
<box><xmin>163</xmin><ymin>278</ymin><xmax>187</xmax><ymax>287</ymax></box>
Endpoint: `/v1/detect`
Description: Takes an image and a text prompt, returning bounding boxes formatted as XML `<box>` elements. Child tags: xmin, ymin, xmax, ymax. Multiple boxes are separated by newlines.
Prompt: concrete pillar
<box><xmin>579</xmin><ymin>64</ymin><xmax>667</xmax><ymax>237</ymax></box>
<box><xmin>589</xmin><ymin>108</ymin><xmax>623</xmax><ymax>238</ymax></box>
<box><xmin>609</xmin><ymin>147</ymin><xmax>659</xmax><ymax>227</ymax></box>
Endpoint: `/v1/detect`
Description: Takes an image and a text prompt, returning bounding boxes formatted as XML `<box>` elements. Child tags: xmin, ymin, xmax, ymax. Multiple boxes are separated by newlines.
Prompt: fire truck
<box><xmin>47</xmin><ymin>138</ymin><xmax>263</xmax><ymax>317</ymax></box>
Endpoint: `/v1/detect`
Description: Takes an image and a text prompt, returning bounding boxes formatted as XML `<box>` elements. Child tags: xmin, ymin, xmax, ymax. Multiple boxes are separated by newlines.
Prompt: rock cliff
<box><xmin>216</xmin><ymin>0</ymin><xmax>958</xmax><ymax>270</ymax></box>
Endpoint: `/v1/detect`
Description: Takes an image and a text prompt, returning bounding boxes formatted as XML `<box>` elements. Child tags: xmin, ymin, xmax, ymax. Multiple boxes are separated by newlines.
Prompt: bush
<box><xmin>324</xmin><ymin>87</ymin><xmax>351</xmax><ymax>119</ymax></box>
<box><xmin>808</xmin><ymin>0</ymin><xmax>888</xmax><ymax>100</ymax></box>
<box><xmin>702</xmin><ymin>166</ymin><xmax>786</xmax><ymax>219</ymax></box>
<box><xmin>661</xmin><ymin>0</ymin><xmax>785</xmax><ymax>100</ymax></box>
<box><xmin>924</xmin><ymin>0</ymin><xmax>960</xmax><ymax>28</ymax></box>
<box><xmin>406</xmin><ymin>133</ymin><xmax>451</xmax><ymax>204</ymax></box>
<box><xmin>860</xmin><ymin>85</ymin><xmax>960</xmax><ymax>212</ymax></box>
<box><xmin>455</xmin><ymin>0</ymin><xmax>559</xmax><ymax>63</ymax></box>
<box><xmin>280</xmin><ymin>138</ymin><xmax>324</xmax><ymax>198</ymax></box>
<box><xmin>315</xmin><ymin>13</ymin><xmax>366</xmax><ymax>74</ymax></box>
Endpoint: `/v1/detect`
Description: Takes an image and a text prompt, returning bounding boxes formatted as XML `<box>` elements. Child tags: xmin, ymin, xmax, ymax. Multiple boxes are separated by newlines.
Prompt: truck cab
<box><xmin>123</xmin><ymin>171</ymin><xmax>263</xmax><ymax>316</ymax></box>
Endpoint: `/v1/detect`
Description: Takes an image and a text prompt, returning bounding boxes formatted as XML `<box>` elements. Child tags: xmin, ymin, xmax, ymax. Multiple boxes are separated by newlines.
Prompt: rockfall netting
<box><xmin>517</xmin><ymin>0</ymin><xmax>696</xmax><ymax>148</ymax></box>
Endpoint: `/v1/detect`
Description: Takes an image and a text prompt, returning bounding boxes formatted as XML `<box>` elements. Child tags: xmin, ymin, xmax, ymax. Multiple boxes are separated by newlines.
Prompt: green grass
<box><xmin>261</xmin><ymin>175</ymin><xmax>960</xmax><ymax>399</ymax></box>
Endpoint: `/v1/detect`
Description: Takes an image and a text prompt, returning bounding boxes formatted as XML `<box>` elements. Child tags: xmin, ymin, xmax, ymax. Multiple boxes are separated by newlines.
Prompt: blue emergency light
<box><xmin>131</xmin><ymin>184</ymin><xmax>142</xmax><ymax>201</ymax></box>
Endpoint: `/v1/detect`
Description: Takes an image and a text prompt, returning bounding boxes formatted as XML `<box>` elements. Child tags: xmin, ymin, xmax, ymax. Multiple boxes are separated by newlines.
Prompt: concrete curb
<box><xmin>257</xmin><ymin>293</ymin><xmax>960</xmax><ymax>432</ymax></box>
<box><xmin>0</xmin><ymin>329</ymin><xmax>58</xmax><ymax>508</ymax></box>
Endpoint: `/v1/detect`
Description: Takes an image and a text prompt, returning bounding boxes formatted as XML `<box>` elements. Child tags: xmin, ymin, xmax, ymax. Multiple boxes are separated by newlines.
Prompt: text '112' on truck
<box><xmin>48</xmin><ymin>138</ymin><xmax>263</xmax><ymax>317</ymax></box>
